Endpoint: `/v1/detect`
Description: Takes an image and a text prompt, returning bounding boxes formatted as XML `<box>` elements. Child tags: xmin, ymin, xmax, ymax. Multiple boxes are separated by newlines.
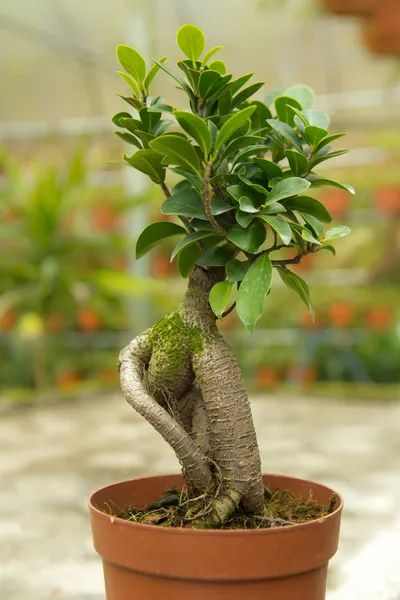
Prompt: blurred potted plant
<box><xmin>320</xmin><ymin>0</ymin><xmax>377</xmax><ymax>16</ymax></box>
<box><xmin>89</xmin><ymin>24</ymin><xmax>354</xmax><ymax>600</ymax></box>
<box><xmin>0</xmin><ymin>147</ymin><xmax>144</xmax><ymax>390</ymax></box>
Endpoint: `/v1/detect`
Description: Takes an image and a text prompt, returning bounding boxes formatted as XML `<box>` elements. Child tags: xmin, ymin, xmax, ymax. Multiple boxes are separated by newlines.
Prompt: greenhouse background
<box><xmin>1</xmin><ymin>0</ymin><xmax>399</xmax><ymax>398</ymax></box>
<box><xmin>1</xmin><ymin>1</ymin><xmax>400</xmax><ymax>599</ymax></box>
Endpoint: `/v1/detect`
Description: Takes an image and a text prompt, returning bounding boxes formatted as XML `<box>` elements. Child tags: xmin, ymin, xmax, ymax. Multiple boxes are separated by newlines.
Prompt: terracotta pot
<box><xmin>363</xmin><ymin>0</ymin><xmax>400</xmax><ymax>55</ymax></box>
<box><xmin>376</xmin><ymin>187</ymin><xmax>400</xmax><ymax>214</ymax></box>
<box><xmin>320</xmin><ymin>0</ymin><xmax>377</xmax><ymax>16</ymax></box>
<box><xmin>89</xmin><ymin>473</ymin><xmax>343</xmax><ymax>600</ymax></box>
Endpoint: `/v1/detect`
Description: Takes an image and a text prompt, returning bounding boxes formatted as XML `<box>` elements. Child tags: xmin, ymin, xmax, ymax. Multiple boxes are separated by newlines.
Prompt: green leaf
<box><xmin>267</xmin><ymin>119</ymin><xmax>303</xmax><ymax>153</ymax></box>
<box><xmin>237</xmin><ymin>254</ymin><xmax>273</xmax><ymax>333</ymax></box>
<box><xmin>176</xmin><ymin>24</ymin><xmax>205</xmax><ymax>62</ymax></box>
<box><xmin>218</xmin><ymin>89</ymin><xmax>232</xmax><ymax>115</ymax></box>
<box><xmin>260</xmin><ymin>215</ymin><xmax>292</xmax><ymax>245</ymax></box>
<box><xmin>274</xmin><ymin>96</ymin><xmax>302</xmax><ymax>126</ymax></box>
<box><xmin>284</xmin><ymin>196</ymin><xmax>332</xmax><ymax>222</ymax></box>
<box><xmin>284</xmin><ymin>150</ymin><xmax>308</xmax><ymax>176</ymax></box>
<box><xmin>231</xmin><ymin>144</ymin><xmax>267</xmax><ymax>168</ymax></box>
<box><xmin>116</xmin><ymin>45</ymin><xmax>146</xmax><ymax>83</ymax></box>
<box><xmin>144</xmin><ymin>56</ymin><xmax>167</xmax><ymax>89</ymax></box>
<box><xmin>120</xmin><ymin>117</ymin><xmax>146</xmax><ymax>133</ymax></box>
<box><xmin>236</xmin><ymin>210</ymin><xmax>255</xmax><ymax>228</ymax></box>
<box><xmin>302</xmin><ymin>229</ymin><xmax>321</xmax><ymax>245</ymax></box>
<box><xmin>198</xmin><ymin>69</ymin><xmax>221</xmax><ymax>98</ymax></box>
<box><xmin>231</xmin><ymin>82</ymin><xmax>264</xmax><ymax>109</ymax></box>
<box><xmin>315</xmin><ymin>132</ymin><xmax>346</xmax><ymax>152</ymax></box>
<box><xmin>226</xmin><ymin>259</ymin><xmax>250</xmax><ymax>282</ymax></box>
<box><xmin>238</xmin><ymin>176</ymin><xmax>269</xmax><ymax>196</ymax></box>
<box><xmin>302</xmin><ymin>109</ymin><xmax>330</xmax><ymax>129</ymax></box>
<box><xmin>162</xmin><ymin>188</ymin><xmax>206</xmax><ymax>219</ymax></box>
<box><xmin>316</xmin><ymin>244</ymin><xmax>336</xmax><ymax>256</ymax></box>
<box><xmin>171</xmin><ymin>231</ymin><xmax>223</xmax><ymax>261</ymax></box>
<box><xmin>174</xmin><ymin>111</ymin><xmax>212</xmax><ymax>158</ymax></box>
<box><xmin>112</xmin><ymin>111</ymin><xmax>132</xmax><ymax>127</ymax></box>
<box><xmin>239</xmin><ymin>196</ymin><xmax>259</xmax><ymax>213</ymax></box>
<box><xmin>259</xmin><ymin>202</ymin><xmax>287</xmax><ymax>215</ymax></box>
<box><xmin>115</xmin><ymin>131</ymin><xmax>141</xmax><ymax>148</ymax></box>
<box><xmin>209</xmin><ymin>281</ymin><xmax>233</xmax><ymax>320</ymax></box>
<box><xmin>309</xmin><ymin>149</ymin><xmax>349</xmax><ymax>169</ymax></box>
<box><xmin>139</xmin><ymin>107</ymin><xmax>161</xmax><ymax>132</ymax></box>
<box><xmin>150</xmin><ymin>134</ymin><xmax>202</xmax><ymax>175</ymax></box>
<box><xmin>229</xmin><ymin>73</ymin><xmax>254</xmax><ymax>95</ymax></box>
<box><xmin>211</xmin><ymin>195</ymin><xmax>234</xmax><ymax>215</ymax></box>
<box><xmin>152</xmin><ymin>119</ymin><xmax>173</xmax><ymax>137</ymax></box>
<box><xmin>300</xmin><ymin>213</ymin><xmax>323</xmax><ymax>237</ymax></box>
<box><xmin>209</xmin><ymin>60</ymin><xmax>226</xmax><ymax>74</ymax></box>
<box><xmin>136</xmin><ymin>222</ymin><xmax>186</xmax><ymax>259</ymax></box>
<box><xmin>307</xmin><ymin>175</ymin><xmax>355</xmax><ymax>195</ymax></box>
<box><xmin>227</xmin><ymin>220</ymin><xmax>266</xmax><ymax>253</ymax></box>
<box><xmin>214</xmin><ymin>106</ymin><xmax>257</xmax><ymax>154</ymax></box>
<box><xmin>147</xmin><ymin>103</ymin><xmax>174</xmax><ymax>113</ymax></box>
<box><xmin>201</xmin><ymin>46</ymin><xmax>224</xmax><ymax>67</ymax></box>
<box><xmin>322</xmin><ymin>225</ymin><xmax>352</xmax><ymax>241</ymax></box>
<box><xmin>152</xmin><ymin>58</ymin><xmax>196</xmax><ymax>102</ymax></box>
<box><xmin>304</xmin><ymin>125</ymin><xmax>328</xmax><ymax>148</ymax></box>
<box><xmin>248</xmin><ymin>100</ymin><xmax>272</xmax><ymax>128</ymax></box>
<box><xmin>253</xmin><ymin>158</ymin><xmax>283</xmax><ymax>180</ymax></box>
<box><xmin>124</xmin><ymin>149</ymin><xmax>165</xmax><ymax>183</ymax></box>
<box><xmin>284</xmin><ymin>84</ymin><xmax>315</xmax><ymax>109</ymax></box>
<box><xmin>227</xmin><ymin>184</ymin><xmax>255</xmax><ymax>204</ymax></box>
<box><xmin>117</xmin><ymin>71</ymin><xmax>140</xmax><ymax>96</ymax></box>
<box><xmin>177</xmin><ymin>244</ymin><xmax>200</xmax><ymax>277</ymax></box>
<box><xmin>197</xmin><ymin>245</ymin><xmax>232</xmax><ymax>267</ymax></box>
<box><xmin>267</xmin><ymin>177</ymin><xmax>311</xmax><ymax>204</ymax></box>
<box><xmin>276</xmin><ymin>267</ymin><xmax>314</xmax><ymax>318</ymax></box>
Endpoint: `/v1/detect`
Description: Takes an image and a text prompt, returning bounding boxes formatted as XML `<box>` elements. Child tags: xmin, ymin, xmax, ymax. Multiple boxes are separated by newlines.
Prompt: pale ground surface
<box><xmin>1</xmin><ymin>392</ymin><xmax>400</xmax><ymax>600</ymax></box>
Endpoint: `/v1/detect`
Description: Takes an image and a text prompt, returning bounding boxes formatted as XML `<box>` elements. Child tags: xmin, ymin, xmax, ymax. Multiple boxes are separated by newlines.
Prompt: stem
<box><xmin>203</xmin><ymin>163</ymin><xmax>226</xmax><ymax>236</ymax></box>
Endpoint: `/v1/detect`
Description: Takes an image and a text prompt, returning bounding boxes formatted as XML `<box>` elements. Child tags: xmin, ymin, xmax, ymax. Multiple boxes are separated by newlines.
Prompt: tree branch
<box><xmin>119</xmin><ymin>333</ymin><xmax>212</xmax><ymax>492</ymax></box>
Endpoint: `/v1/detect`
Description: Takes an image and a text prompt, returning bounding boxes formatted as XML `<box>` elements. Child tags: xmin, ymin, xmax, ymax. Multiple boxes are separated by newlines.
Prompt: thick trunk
<box><xmin>119</xmin><ymin>267</ymin><xmax>265</xmax><ymax>524</ymax></box>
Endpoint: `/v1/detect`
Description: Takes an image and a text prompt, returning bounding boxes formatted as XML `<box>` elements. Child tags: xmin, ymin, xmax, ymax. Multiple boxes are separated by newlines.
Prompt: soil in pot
<box><xmin>113</xmin><ymin>484</ymin><xmax>338</xmax><ymax>530</ymax></box>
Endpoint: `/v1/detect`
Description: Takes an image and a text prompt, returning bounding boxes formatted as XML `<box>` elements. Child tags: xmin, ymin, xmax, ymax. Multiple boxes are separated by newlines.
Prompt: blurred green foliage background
<box><xmin>0</xmin><ymin>0</ymin><xmax>399</xmax><ymax>399</ymax></box>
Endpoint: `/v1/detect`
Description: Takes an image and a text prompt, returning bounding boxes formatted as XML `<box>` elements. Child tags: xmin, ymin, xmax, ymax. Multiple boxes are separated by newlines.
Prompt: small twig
<box><xmin>221</xmin><ymin>302</ymin><xmax>236</xmax><ymax>319</ymax></box>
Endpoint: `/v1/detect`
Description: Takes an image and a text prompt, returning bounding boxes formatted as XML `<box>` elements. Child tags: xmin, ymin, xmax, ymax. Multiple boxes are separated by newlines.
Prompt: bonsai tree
<box><xmin>115</xmin><ymin>24</ymin><xmax>353</xmax><ymax>527</ymax></box>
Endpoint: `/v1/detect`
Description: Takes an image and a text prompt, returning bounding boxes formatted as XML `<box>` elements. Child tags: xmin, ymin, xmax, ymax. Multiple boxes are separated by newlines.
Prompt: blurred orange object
<box><xmin>328</xmin><ymin>302</ymin><xmax>355</xmax><ymax>327</ymax></box>
<box><xmin>321</xmin><ymin>190</ymin><xmax>350</xmax><ymax>218</ymax></box>
<box><xmin>365</xmin><ymin>306</ymin><xmax>393</xmax><ymax>331</ymax></box>
<box><xmin>291</xmin><ymin>365</ymin><xmax>317</xmax><ymax>385</ymax></box>
<box><xmin>77</xmin><ymin>307</ymin><xmax>101</xmax><ymax>331</ymax></box>
<box><xmin>363</xmin><ymin>0</ymin><xmax>400</xmax><ymax>55</ymax></box>
<box><xmin>375</xmin><ymin>188</ymin><xmax>400</xmax><ymax>214</ymax></box>
<box><xmin>0</xmin><ymin>309</ymin><xmax>17</xmax><ymax>331</ymax></box>
<box><xmin>100</xmin><ymin>369</ymin><xmax>119</xmax><ymax>384</ymax></box>
<box><xmin>320</xmin><ymin>0</ymin><xmax>377</xmax><ymax>16</ymax></box>
<box><xmin>56</xmin><ymin>369</ymin><xmax>82</xmax><ymax>390</ymax></box>
<box><xmin>92</xmin><ymin>204</ymin><xmax>120</xmax><ymax>231</ymax></box>
<box><xmin>45</xmin><ymin>312</ymin><xmax>64</xmax><ymax>333</ymax></box>
<box><xmin>255</xmin><ymin>365</ymin><xmax>279</xmax><ymax>389</ymax></box>
<box><xmin>151</xmin><ymin>254</ymin><xmax>175</xmax><ymax>277</ymax></box>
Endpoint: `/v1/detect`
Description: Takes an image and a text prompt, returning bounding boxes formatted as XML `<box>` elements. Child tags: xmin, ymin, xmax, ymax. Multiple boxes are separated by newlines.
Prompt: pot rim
<box><xmin>89</xmin><ymin>472</ymin><xmax>344</xmax><ymax>536</ymax></box>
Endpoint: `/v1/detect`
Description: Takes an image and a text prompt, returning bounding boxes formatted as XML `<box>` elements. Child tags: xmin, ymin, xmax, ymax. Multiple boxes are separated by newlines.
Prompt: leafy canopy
<box><xmin>114</xmin><ymin>24</ymin><xmax>354</xmax><ymax>333</ymax></box>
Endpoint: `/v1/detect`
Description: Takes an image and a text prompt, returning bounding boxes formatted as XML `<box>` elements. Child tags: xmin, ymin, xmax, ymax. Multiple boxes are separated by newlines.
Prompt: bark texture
<box><xmin>119</xmin><ymin>267</ymin><xmax>265</xmax><ymax>525</ymax></box>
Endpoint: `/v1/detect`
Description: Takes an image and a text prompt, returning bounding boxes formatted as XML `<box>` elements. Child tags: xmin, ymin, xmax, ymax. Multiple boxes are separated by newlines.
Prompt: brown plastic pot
<box><xmin>89</xmin><ymin>473</ymin><xmax>343</xmax><ymax>600</ymax></box>
<box><xmin>320</xmin><ymin>0</ymin><xmax>377</xmax><ymax>16</ymax></box>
